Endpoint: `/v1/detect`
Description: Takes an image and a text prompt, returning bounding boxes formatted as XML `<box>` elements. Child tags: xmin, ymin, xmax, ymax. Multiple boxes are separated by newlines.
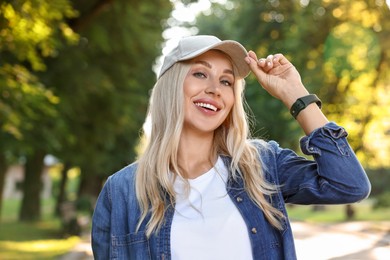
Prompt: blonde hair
<box><xmin>136</xmin><ymin>60</ymin><xmax>284</xmax><ymax>237</ymax></box>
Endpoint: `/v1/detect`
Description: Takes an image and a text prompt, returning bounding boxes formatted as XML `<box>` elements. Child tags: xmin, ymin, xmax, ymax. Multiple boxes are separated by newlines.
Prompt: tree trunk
<box><xmin>345</xmin><ymin>204</ymin><xmax>355</xmax><ymax>220</ymax></box>
<box><xmin>78</xmin><ymin>170</ymin><xmax>104</xmax><ymax>198</ymax></box>
<box><xmin>0</xmin><ymin>153</ymin><xmax>8</xmax><ymax>220</ymax></box>
<box><xmin>19</xmin><ymin>150</ymin><xmax>45</xmax><ymax>221</ymax></box>
<box><xmin>77</xmin><ymin>171</ymin><xmax>104</xmax><ymax>214</ymax></box>
<box><xmin>55</xmin><ymin>162</ymin><xmax>71</xmax><ymax>216</ymax></box>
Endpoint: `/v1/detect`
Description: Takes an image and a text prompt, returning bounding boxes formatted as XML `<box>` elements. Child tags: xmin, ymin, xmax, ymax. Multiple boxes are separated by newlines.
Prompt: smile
<box><xmin>194</xmin><ymin>102</ymin><xmax>219</xmax><ymax>112</ymax></box>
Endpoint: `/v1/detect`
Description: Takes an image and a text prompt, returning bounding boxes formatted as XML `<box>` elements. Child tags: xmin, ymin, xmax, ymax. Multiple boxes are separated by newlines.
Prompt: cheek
<box><xmin>224</xmin><ymin>90</ymin><xmax>235</xmax><ymax>110</ymax></box>
<box><xmin>183</xmin><ymin>80</ymin><xmax>199</xmax><ymax>101</ymax></box>
<box><xmin>183</xmin><ymin>83</ymin><xmax>194</xmax><ymax>107</ymax></box>
<box><xmin>183</xmin><ymin>96</ymin><xmax>192</xmax><ymax>113</ymax></box>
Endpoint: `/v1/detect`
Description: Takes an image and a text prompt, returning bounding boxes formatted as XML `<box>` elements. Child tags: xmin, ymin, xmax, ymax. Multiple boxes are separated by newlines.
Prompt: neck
<box><xmin>177</xmin><ymin>131</ymin><xmax>217</xmax><ymax>179</ymax></box>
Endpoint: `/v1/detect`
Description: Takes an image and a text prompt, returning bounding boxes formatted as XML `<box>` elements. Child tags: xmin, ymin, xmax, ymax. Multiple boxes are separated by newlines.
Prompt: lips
<box><xmin>194</xmin><ymin>102</ymin><xmax>218</xmax><ymax>112</ymax></box>
<box><xmin>193</xmin><ymin>98</ymin><xmax>222</xmax><ymax>113</ymax></box>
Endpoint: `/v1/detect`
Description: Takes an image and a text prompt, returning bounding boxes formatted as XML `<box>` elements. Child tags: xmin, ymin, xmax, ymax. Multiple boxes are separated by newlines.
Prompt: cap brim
<box><xmin>178</xmin><ymin>40</ymin><xmax>250</xmax><ymax>79</ymax></box>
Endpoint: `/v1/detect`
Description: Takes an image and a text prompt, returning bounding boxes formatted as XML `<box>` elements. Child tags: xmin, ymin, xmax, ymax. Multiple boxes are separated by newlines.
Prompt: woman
<box><xmin>91</xmin><ymin>35</ymin><xmax>370</xmax><ymax>259</ymax></box>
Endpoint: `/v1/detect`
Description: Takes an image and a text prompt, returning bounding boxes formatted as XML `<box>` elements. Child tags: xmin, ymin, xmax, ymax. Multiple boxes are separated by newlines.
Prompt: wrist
<box><xmin>280</xmin><ymin>84</ymin><xmax>309</xmax><ymax>108</ymax></box>
<box><xmin>290</xmin><ymin>94</ymin><xmax>322</xmax><ymax>119</ymax></box>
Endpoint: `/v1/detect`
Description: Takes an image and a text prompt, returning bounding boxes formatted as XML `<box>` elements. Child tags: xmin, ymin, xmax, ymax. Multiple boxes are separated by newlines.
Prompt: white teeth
<box><xmin>195</xmin><ymin>102</ymin><xmax>218</xmax><ymax>112</ymax></box>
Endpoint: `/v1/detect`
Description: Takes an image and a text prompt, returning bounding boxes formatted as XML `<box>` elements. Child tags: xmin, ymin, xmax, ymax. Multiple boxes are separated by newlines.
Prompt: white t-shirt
<box><xmin>171</xmin><ymin>157</ymin><xmax>253</xmax><ymax>260</ymax></box>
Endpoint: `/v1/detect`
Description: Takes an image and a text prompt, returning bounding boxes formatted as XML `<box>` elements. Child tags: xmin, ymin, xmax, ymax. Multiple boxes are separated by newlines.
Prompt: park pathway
<box><xmin>59</xmin><ymin>221</ymin><xmax>390</xmax><ymax>259</ymax></box>
<box><xmin>293</xmin><ymin>221</ymin><xmax>390</xmax><ymax>259</ymax></box>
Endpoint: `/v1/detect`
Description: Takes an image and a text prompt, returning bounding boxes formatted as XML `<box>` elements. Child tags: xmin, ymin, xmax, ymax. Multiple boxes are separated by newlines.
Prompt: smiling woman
<box><xmin>181</xmin><ymin>51</ymin><xmax>235</xmax><ymax>145</ymax></box>
<box><xmin>91</xmin><ymin>35</ymin><xmax>371</xmax><ymax>260</ymax></box>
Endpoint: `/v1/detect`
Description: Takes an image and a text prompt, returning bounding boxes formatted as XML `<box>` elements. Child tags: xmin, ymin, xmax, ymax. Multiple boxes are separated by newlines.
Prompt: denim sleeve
<box><xmin>273</xmin><ymin>122</ymin><xmax>371</xmax><ymax>204</ymax></box>
<box><xmin>91</xmin><ymin>177</ymin><xmax>112</xmax><ymax>259</ymax></box>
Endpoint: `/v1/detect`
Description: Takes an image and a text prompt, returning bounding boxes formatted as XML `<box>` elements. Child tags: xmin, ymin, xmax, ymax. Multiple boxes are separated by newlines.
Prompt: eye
<box><xmin>221</xmin><ymin>79</ymin><xmax>233</xmax><ymax>87</ymax></box>
<box><xmin>193</xmin><ymin>72</ymin><xmax>206</xmax><ymax>78</ymax></box>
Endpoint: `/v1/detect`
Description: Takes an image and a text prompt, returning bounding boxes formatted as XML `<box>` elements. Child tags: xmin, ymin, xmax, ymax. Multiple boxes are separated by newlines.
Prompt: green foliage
<box><xmin>42</xmin><ymin>0</ymin><xmax>173</xmax><ymax>177</ymax></box>
<box><xmin>191</xmin><ymin>0</ymin><xmax>390</xmax><ymax>165</ymax></box>
<box><xmin>366</xmin><ymin>168</ymin><xmax>390</xmax><ymax>197</ymax></box>
<box><xmin>315</xmin><ymin>0</ymin><xmax>390</xmax><ymax>168</ymax></box>
<box><xmin>193</xmin><ymin>0</ymin><xmax>331</xmax><ymax>147</ymax></box>
<box><xmin>49</xmin><ymin>166</ymin><xmax>80</xmax><ymax>201</ymax></box>
<box><xmin>0</xmin><ymin>0</ymin><xmax>78</xmax><ymax>156</ymax></box>
<box><xmin>0</xmin><ymin>64</ymin><xmax>58</xmax><ymax>139</ymax></box>
<box><xmin>324</xmin><ymin>23</ymin><xmax>381</xmax><ymax>78</ymax></box>
<box><xmin>373</xmin><ymin>191</ymin><xmax>390</xmax><ymax>209</ymax></box>
<box><xmin>0</xmin><ymin>0</ymin><xmax>173</xmax><ymax>221</ymax></box>
<box><xmin>0</xmin><ymin>0</ymin><xmax>79</xmax><ymax>71</ymax></box>
<box><xmin>0</xmin><ymin>0</ymin><xmax>172</xmax><ymax>166</ymax></box>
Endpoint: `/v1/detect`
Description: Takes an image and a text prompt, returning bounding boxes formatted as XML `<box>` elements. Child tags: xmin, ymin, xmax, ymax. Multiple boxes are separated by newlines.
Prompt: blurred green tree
<box><xmin>43</xmin><ymin>0</ymin><xmax>172</xmax><ymax>215</ymax></box>
<box><xmin>320</xmin><ymin>0</ymin><xmax>390</xmax><ymax>169</ymax></box>
<box><xmin>192</xmin><ymin>0</ymin><xmax>390</xmax><ymax>168</ymax></box>
<box><xmin>189</xmin><ymin>0</ymin><xmax>389</xmax><ymax>218</ymax></box>
<box><xmin>193</xmin><ymin>0</ymin><xmax>335</xmax><ymax>148</ymax></box>
<box><xmin>0</xmin><ymin>0</ymin><xmax>172</xmax><ymax>221</ymax></box>
<box><xmin>0</xmin><ymin>0</ymin><xmax>78</xmax><ymax>220</ymax></box>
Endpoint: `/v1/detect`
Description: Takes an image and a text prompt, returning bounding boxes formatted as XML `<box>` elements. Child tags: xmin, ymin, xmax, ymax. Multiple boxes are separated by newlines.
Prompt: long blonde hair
<box><xmin>136</xmin><ymin>60</ymin><xmax>284</xmax><ymax>237</ymax></box>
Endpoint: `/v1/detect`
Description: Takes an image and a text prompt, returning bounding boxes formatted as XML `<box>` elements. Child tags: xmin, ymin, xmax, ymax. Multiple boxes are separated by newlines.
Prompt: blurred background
<box><xmin>0</xmin><ymin>0</ymin><xmax>389</xmax><ymax>259</ymax></box>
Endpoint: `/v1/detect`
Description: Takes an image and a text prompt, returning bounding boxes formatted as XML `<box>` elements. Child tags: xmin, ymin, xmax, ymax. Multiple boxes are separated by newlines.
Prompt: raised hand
<box><xmin>245</xmin><ymin>50</ymin><xmax>309</xmax><ymax>108</ymax></box>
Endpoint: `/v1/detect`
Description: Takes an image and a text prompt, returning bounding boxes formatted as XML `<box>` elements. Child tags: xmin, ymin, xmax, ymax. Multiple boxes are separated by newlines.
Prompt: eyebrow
<box><xmin>194</xmin><ymin>60</ymin><xmax>234</xmax><ymax>76</ymax></box>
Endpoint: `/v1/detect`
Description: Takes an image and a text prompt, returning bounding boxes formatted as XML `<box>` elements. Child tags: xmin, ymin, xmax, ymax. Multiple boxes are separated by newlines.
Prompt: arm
<box><xmin>245</xmin><ymin>52</ymin><xmax>370</xmax><ymax>203</ymax></box>
<box><xmin>245</xmin><ymin>51</ymin><xmax>328</xmax><ymax>135</ymax></box>
<box><xmin>270</xmin><ymin>122</ymin><xmax>371</xmax><ymax>204</ymax></box>
<box><xmin>91</xmin><ymin>179</ymin><xmax>112</xmax><ymax>259</ymax></box>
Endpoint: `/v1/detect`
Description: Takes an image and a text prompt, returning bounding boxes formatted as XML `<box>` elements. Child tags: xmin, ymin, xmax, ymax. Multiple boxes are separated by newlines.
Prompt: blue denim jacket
<box><xmin>91</xmin><ymin>122</ymin><xmax>371</xmax><ymax>260</ymax></box>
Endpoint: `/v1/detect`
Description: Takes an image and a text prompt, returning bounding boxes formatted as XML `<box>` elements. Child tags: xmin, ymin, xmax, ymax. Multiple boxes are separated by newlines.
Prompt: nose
<box><xmin>204</xmin><ymin>79</ymin><xmax>221</xmax><ymax>96</ymax></box>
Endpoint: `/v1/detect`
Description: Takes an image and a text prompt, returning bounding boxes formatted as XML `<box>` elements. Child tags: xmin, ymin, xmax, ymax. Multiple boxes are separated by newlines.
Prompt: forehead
<box><xmin>191</xmin><ymin>50</ymin><xmax>234</xmax><ymax>68</ymax></box>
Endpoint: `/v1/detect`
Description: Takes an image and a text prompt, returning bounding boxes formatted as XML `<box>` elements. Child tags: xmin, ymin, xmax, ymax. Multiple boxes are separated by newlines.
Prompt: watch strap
<box><xmin>290</xmin><ymin>94</ymin><xmax>322</xmax><ymax>119</ymax></box>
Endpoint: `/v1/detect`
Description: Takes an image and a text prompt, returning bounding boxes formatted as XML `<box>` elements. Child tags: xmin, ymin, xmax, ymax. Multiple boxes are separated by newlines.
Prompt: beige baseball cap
<box><xmin>158</xmin><ymin>35</ymin><xmax>250</xmax><ymax>79</ymax></box>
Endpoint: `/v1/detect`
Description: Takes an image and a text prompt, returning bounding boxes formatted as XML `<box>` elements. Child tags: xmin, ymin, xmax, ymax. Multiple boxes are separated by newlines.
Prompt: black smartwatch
<box><xmin>290</xmin><ymin>94</ymin><xmax>322</xmax><ymax>119</ymax></box>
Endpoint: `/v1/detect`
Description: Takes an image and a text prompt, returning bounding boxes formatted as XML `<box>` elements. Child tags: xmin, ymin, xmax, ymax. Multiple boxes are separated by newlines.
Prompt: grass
<box><xmin>0</xmin><ymin>198</ymin><xmax>81</xmax><ymax>260</ymax></box>
<box><xmin>287</xmin><ymin>199</ymin><xmax>390</xmax><ymax>223</ymax></box>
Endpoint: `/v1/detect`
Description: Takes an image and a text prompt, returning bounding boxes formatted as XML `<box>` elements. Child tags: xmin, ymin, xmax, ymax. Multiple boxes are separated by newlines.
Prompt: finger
<box><xmin>261</xmin><ymin>54</ymin><xmax>272</xmax><ymax>67</ymax></box>
<box><xmin>247</xmin><ymin>51</ymin><xmax>268</xmax><ymax>72</ymax></box>
<box><xmin>273</xmin><ymin>53</ymin><xmax>290</xmax><ymax>65</ymax></box>
<box><xmin>272</xmin><ymin>54</ymin><xmax>282</xmax><ymax>66</ymax></box>
<box><xmin>257</xmin><ymin>58</ymin><xmax>266</xmax><ymax>68</ymax></box>
<box><xmin>258</xmin><ymin>54</ymin><xmax>274</xmax><ymax>72</ymax></box>
<box><xmin>248</xmin><ymin>50</ymin><xmax>258</xmax><ymax>60</ymax></box>
<box><xmin>246</xmin><ymin>53</ymin><xmax>267</xmax><ymax>81</ymax></box>
<box><xmin>245</xmin><ymin>51</ymin><xmax>262</xmax><ymax>67</ymax></box>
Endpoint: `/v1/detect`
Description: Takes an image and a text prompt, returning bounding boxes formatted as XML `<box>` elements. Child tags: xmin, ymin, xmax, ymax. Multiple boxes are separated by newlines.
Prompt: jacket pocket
<box><xmin>111</xmin><ymin>231</ymin><xmax>151</xmax><ymax>260</ymax></box>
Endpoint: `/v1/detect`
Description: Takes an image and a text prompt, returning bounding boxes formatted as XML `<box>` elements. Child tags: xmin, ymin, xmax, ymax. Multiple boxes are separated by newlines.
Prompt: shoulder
<box><xmin>249</xmin><ymin>138</ymin><xmax>282</xmax><ymax>159</ymax></box>
<box><xmin>248</xmin><ymin>139</ymin><xmax>287</xmax><ymax>182</ymax></box>
<box><xmin>104</xmin><ymin>162</ymin><xmax>139</xmax><ymax>194</ymax></box>
<box><xmin>110</xmin><ymin>162</ymin><xmax>138</xmax><ymax>181</ymax></box>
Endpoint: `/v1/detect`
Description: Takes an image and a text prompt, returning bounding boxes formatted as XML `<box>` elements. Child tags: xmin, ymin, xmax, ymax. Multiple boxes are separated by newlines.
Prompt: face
<box><xmin>182</xmin><ymin>50</ymin><xmax>235</xmax><ymax>136</ymax></box>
